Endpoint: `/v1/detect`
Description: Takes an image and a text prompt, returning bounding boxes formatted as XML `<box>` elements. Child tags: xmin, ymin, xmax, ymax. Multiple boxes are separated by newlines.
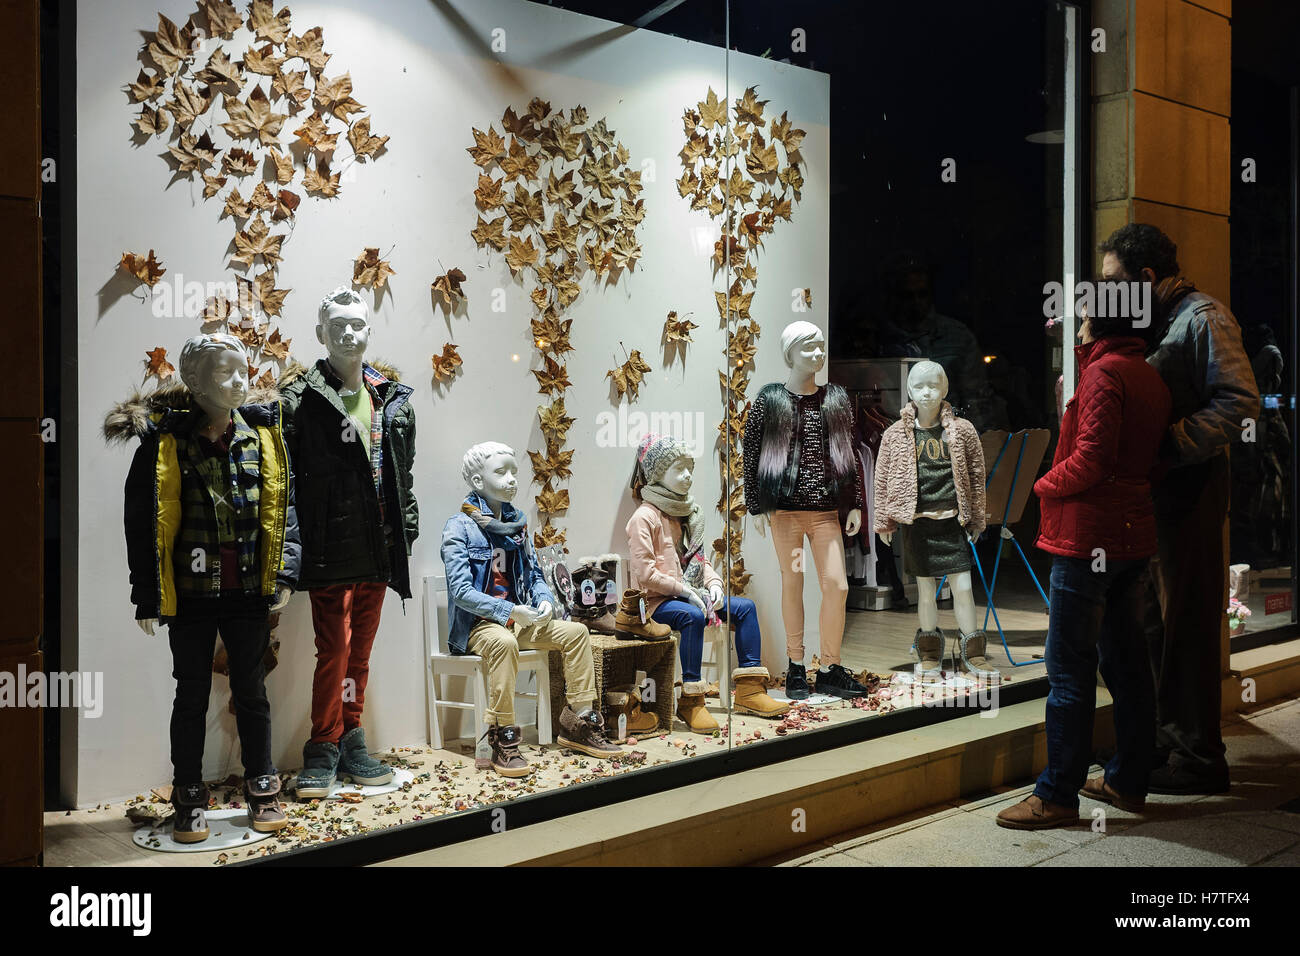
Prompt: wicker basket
<box><xmin>549</xmin><ymin>632</ymin><xmax>678</xmax><ymax>739</ymax></box>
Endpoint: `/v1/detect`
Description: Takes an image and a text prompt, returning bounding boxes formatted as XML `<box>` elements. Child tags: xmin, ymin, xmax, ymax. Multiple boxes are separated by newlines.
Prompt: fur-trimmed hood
<box><xmin>103</xmin><ymin>379</ymin><xmax>282</xmax><ymax>444</ymax></box>
<box><xmin>277</xmin><ymin>357</ymin><xmax>403</xmax><ymax>391</ymax></box>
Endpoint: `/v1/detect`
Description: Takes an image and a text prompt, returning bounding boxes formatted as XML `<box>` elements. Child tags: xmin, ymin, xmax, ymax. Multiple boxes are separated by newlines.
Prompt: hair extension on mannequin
<box><xmin>752</xmin><ymin>382</ymin><xmax>856</xmax><ymax>512</ymax></box>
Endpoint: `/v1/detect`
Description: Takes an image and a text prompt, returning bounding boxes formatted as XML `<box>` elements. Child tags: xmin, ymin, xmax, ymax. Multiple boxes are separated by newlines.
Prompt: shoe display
<box><xmin>336</xmin><ymin>726</ymin><xmax>394</xmax><ymax>786</ymax></box>
<box><xmin>912</xmin><ymin>627</ymin><xmax>945</xmax><ymax>682</ymax></box>
<box><xmin>602</xmin><ymin>684</ymin><xmax>660</xmax><ymax>741</ymax></box>
<box><xmin>613</xmin><ymin>588</ymin><xmax>673</xmax><ymax>641</ymax></box>
<box><xmin>558</xmin><ymin>706</ymin><xmax>623</xmax><ymax>757</ymax></box>
<box><xmin>676</xmin><ymin>681</ymin><xmax>720</xmax><ymax>733</ymax></box>
<box><xmin>732</xmin><ymin>667</ymin><xmax>790</xmax><ymax>718</ymax></box>
<box><xmin>814</xmin><ymin>662</ymin><xmax>868</xmax><ymax>699</ymax></box>
<box><xmin>995</xmin><ymin>795</ymin><xmax>1080</xmax><ymax>830</ymax></box>
<box><xmin>486</xmin><ymin>724</ymin><xmax>531</xmax><ymax>777</ymax></box>
<box><xmin>170</xmin><ymin>783</ymin><xmax>211</xmax><ymax>844</ymax></box>
<box><xmin>244</xmin><ymin>773</ymin><xmax>289</xmax><ymax>832</ymax></box>
<box><xmin>785</xmin><ymin>660</ymin><xmax>810</xmax><ymax>700</ymax></box>
<box><xmin>295</xmin><ymin>740</ymin><xmax>339</xmax><ymax>798</ymax></box>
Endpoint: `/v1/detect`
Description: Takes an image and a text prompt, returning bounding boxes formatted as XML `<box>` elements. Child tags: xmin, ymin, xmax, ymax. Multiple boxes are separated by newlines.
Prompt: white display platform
<box><xmin>768</xmin><ymin>689</ymin><xmax>840</xmax><ymax>706</ymax></box>
<box><xmin>893</xmin><ymin>670</ymin><xmax>978</xmax><ymax>689</ymax></box>
<box><xmin>289</xmin><ymin>767</ymin><xmax>414</xmax><ymax>801</ymax></box>
<box><xmin>133</xmin><ymin>807</ymin><xmax>276</xmax><ymax>853</ymax></box>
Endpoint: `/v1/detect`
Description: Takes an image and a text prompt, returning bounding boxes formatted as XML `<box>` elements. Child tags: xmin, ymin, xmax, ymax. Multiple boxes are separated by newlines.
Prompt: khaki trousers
<box><xmin>466</xmin><ymin>617</ymin><xmax>596</xmax><ymax>726</ymax></box>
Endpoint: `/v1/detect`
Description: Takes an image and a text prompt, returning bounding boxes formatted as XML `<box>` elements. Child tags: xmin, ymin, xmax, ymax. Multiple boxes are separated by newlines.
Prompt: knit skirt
<box><xmin>901</xmin><ymin>515</ymin><xmax>972</xmax><ymax>578</ymax></box>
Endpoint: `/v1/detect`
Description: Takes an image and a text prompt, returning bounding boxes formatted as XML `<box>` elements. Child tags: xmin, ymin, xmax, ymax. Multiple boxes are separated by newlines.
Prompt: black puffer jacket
<box><xmin>279</xmin><ymin>358</ymin><xmax>418</xmax><ymax>599</ymax></box>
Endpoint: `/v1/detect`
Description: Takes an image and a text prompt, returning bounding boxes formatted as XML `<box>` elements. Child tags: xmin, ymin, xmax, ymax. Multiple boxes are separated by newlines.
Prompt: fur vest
<box><xmin>746</xmin><ymin>382</ymin><xmax>856</xmax><ymax>515</ymax></box>
<box><xmin>873</xmin><ymin>401</ymin><xmax>986</xmax><ymax>537</ymax></box>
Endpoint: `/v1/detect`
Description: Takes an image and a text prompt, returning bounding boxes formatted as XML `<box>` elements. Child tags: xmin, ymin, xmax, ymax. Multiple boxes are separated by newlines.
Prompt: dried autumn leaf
<box><xmin>285</xmin><ymin>27</ymin><xmax>331</xmax><ymax>77</ymax></box>
<box><xmin>126</xmin><ymin>69</ymin><xmax>164</xmax><ymax>102</ymax></box>
<box><xmin>203</xmin><ymin>294</ymin><xmax>236</xmax><ymax>326</ymax></box>
<box><xmin>271</xmin><ymin>69</ymin><xmax>311</xmax><ymax>111</ymax></box>
<box><xmin>247</xmin><ymin>0</ymin><xmax>291</xmax><ymax>45</ymax></box>
<box><xmin>271</xmin><ymin>188</ymin><xmax>301</xmax><ymax>221</ymax></box>
<box><xmin>504</xmin><ymin>183</ymin><xmax>544</xmax><ymax>232</ymax></box>
<box><xmin>314</xmin><ymin>72</ymin><xmax>365</xmax><ymax>122</ymax></box>
<box><xmin>536</xmin><ymin>485</ymin><xmax>570</xmax><ymax>515</ymax></box>
<box><xmin>223</xmin><ymin>186</ymin><xmax>250</xmax><ymax>219</ymax></box>
<box><xmin>242</xmin><ymin>43</ymin><xmax>285</xmax><ymax>77</ymax></box>
<box><xmin>530</xmin><ymin>314</ymin><xmax>574</xmax><ymax>356</ymax></box>
<box><xmin>501</xmin><ymin>105</ymin><xmax>536</xmax><ymax>141</ymax></box>
<box><xmin>745</xmin><ymin>131</ymin><xmax>779</xmax><ymax>177</ymax></box>
<box><xmin>293</xmin><ymin>111</ymin><xmax>339</xmax><ymax>152</ymax></box>
<box><xmin>544</xmin><ymin>168</ymin><xmax>578</xmax><ymax>207</ymax></box>
<box><xmin>262</xmin><ymin>328</ymin><xmax>292</xmax><ymax>363</ymax></box>
<box><xmin>609</xmin><ymin>231</ymin><xmax>641</xmax><ymax>272</ymax></box>
<box><xmin>233</xmin><ymin>270</ymin><xmax>291</xmax><ymax>318</ymax></box>
<box><xmin>353</xmin><ymin>247</ymin><xmax>396</xmax><ymax>289</ymax></box>
<box><xmin>120</xmin><ymin>250</ymin><xmax>166</xmax><ymax>287</ymax></box>
<box><xmin>222</xmin><ymin>147</ymin><xmax>257</xmax><ymax>177</ymax></box>
<box><xmin>267</xmin><ymin>146</ymin><xmax>295</xmax><ymax>184</ymax></box>
<box><xmin>532</xmin><ymin>355</ymin><xmax>572</xmax><ymax>396</ymax></box>
<box><xmin>537</xmin><ymin>398</ymin><xmax>575</xmax><ymax>443</ymax></box>
<box><xmin>200</xmin><ymin>0</ymin><xmax>243</xmax><ymax>39</ymax></box>
<box><xmin>201</xmin><ymin>171</ymin><xmax>228</xmax><ymax>198</ymax></box>
<box><xmin>248</xmin><ymin>181</ymin><xmax>277</xmax><ymax>212</ymax></box>
<box><xmin>528</xmin><ymin>448</ymin><xmax>574</xmax><ymax>484</ymax></box>
<box><xmin>231</xmin><ymin>214</ymin><xmax>284</xmax><ymax>268</ymax></box>
<box><xmin>734</xmin><ymin>86</ymin><xmax>768</xmax><ymax>126</ymax></box>
<box><xmin>146</xmin><ymin>13</ymin><xmax>193</xmax><ymax>77</ymax></box>
<box><xmin>431</xmin><ymin>267</ymin><xmax>467</xmax><ymax>306</ymax></box>
<box><xmin>663</xmin><ymin>311</ymin><xmax>698</xmax><ymax>344</ymax></box>
<box><xmin>169</xmin><ymin>131</ymin><xmax>218</xmax><ymax>173</ymax></box>
<box><xmin>145</xmin><ymin>346</ymin><xmax>175</xmax><ymax>381</ymax></box>
<box><xmin>474</xmin><ymin>173</ymin><xmax>506</xmax><ymax>209</ymax></box>
<box><xmin>432</xmin><ymin>342</ymin><xmax>462</xmax><ymax>381</ymax></box>
<box><xmin>470</xmin><ymin>214</ymin><xmax>507</xmax><ymax>251</ymax></box>
<box><xmin>698</xmin><ymin>87</ymin><xmax>728</xmax><ymax>130</ymax></box>
<box><xmin>196</xmin><ymin>48</ymin><xmax>243</xmax><ymax>90</ymax></box>
<box><xmin>533</xmin><ymin>523</ymin><xmax>566</xmax><ymax>549</ymax></box>
<box><xmin>228</xmin><ymin>318</ymin><xmax>265</xmax><ymax>351</ymax></box>
<box><xmin>221</xmin><ymin>86</ymin><xmax>287</xmax><ymax>146</ymax></box>
<box><xmin>606</xmin><ymin>349</ymin><xmax>652</xmax><ymax>401</ymax></box>
<box><xmin>728</xmin><ymin>559</ymin><xmax>752</xmax><ymax>594</ymax></box>
<box><xmin>466</xmin><ymin>126</ymin><xmax>506</xmax><ymax>168</ymax></box>
<box><xmin>347</xmin><ymin>116</ymin><xmax>388</xmax><ymax>160</ymax></box>
<box><xmin>504</xmin><ymin>235</ymin><xmax>538</xmax><ymax>275</ymax></box>
<box><xmin>499</xmin><ymin>137</ymin><xmax>540</xmax><ymax>182</ymax></box>
<box><xmin>303</xmin><ymin>158</ymin><xmax>341</xmax><ymax>197</ymax></box>
<box><xmin>728</xmin><ymin>323</ymin><xmax>759</xmax><ymax>366</ymax></box>
<box><xmin>134</xmin><ymin>104</ymin><xmax>169</xmax><ymax>137</ymax></box>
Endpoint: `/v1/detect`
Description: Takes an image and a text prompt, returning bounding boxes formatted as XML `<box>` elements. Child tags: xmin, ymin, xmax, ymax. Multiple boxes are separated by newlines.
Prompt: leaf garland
<box><xmin>124</xmin><ymin>2</ymin><xmax>390</xmax><ymax>388</ymax></box>
<box><xmin>467</xmin><ymin>100</ymin><xmax>647</xmax><ymax>547</ymax></box>
<box><xmin>679</xmin><ymin>84</ymin><xmax>806</xmax><ymax>593</ymax></box>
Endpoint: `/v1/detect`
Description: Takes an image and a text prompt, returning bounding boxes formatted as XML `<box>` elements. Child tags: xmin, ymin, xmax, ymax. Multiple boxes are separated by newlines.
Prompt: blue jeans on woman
<box><xmin>1034</xmin><ymin>555</ymin><xmax>1156</xmax><ymax>808</ymax></box>
<box><xmin>652</xmin><ymin>596</ymin><xmax>761</xmax><ymax>681</ymax></box>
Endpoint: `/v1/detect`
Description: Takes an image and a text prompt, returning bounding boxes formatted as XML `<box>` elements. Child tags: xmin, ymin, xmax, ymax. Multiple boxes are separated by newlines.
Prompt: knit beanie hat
<box><xmin>630</xmin><ymin>433</ymin><xmax>694</xmax><ymax>497</ymax></box>
<box><xmin>780</xmin><ymin>320</ymin><xmax>822</xmax><ymax>366</ymax></box>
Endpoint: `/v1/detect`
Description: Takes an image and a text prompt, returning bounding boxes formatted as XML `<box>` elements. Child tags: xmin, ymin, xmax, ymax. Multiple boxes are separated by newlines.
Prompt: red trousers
<box><xmin>308</xmin><ymin>582</ymin><xmax>388</xmax><ymax>743</ymax></box>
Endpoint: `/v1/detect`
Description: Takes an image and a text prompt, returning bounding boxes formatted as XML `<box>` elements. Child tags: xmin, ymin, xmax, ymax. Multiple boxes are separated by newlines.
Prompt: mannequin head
<box><xmin>632</xmin><ymin>433</ymin><xmax>695</xmax><ymax>500</ymax></box>
<box><xmin>462</xmin><ymin>441</ymin><xmax>518</xmax><ymax>506</ymax></box>
<box><xmin>316</xmin><ymin>287</ymin><xmax>371</xmax><ymax>364</ymax></box>
<box><xmin>179</xmin><ymin>332</ymin><xmax>249</xmax><ymax>415</ymax></box>
<box><xmin>907</xmin><ymin>360</ymin><xmax>948</xmax><ymax>416</ymax></box>
<box><xmin>780</xmin><ymin>320</ymin><xmax>825</xmax><ymax>372</ymax></box>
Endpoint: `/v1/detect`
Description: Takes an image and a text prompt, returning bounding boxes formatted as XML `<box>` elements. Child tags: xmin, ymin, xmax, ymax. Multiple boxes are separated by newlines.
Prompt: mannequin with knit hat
<box><xmin>627</xmin><ymin>434</ymin><xmax>790</xmax><ymax>731</ymax></box>
<box><xmin>742</xmin><ymin>321</ymin><xmax>870</xmax><ymax>702</ymax></box>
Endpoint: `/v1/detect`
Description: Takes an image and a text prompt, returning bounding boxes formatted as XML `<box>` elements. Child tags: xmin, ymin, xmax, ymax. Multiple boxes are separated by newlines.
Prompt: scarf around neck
<box><xmin>461</xmin><ymin>493</ymin><xmax>528</xmax><ymax>550</ymax></box>
<box><xmin>640</xmin><ymin>483</ymin><xmax>707</xmax><ymax>587</ymax></box>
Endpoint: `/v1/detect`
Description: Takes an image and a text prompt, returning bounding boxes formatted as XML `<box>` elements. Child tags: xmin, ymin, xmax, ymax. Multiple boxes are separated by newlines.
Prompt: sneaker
<box><xmin>785</xmin><ymin>660</ymin><xmax>810</xmax><ymax>700</ymax></box>
<box><xmin>171</xmin><ymin>783</ymin><xmax>210</xmax><ymax>844</ymax></box>
<box><xmin>337</xmin><ymin>727</ymin><xmax>393</xmax><ymax>786</ymax></box>
<box><xmin>295</xmin><ymin>740</ymin><xmax>339</xmax><ymax>798</ymax></box>
<box><xmin>558</xmin><ymin>706</ymin><xmax>623</xmax><ymax>758</ymax></box>
<box><xmin>1080</xmin><ymin>775</ymin><xmax>1145</xmax><ymax>813</ymax></box>
<box><xmin>995</xmin><ymin>795</ymin><xmax>1080</xmax><ymax>830</ymax></box>
<box><xmin>1148</xmin><ymin>761</ymin><xmax>1229</xmax><ymax>795</ymax></box>
<box><xmin>244</xmin><ymin>773</ymin><xmax>289</xmax><ymax>832</ymax></box>
<box><xmin>814</xmin><ymin>663</ymin><xmax>868</xmax><ymax>699</ymax></box>
<box><xmin>484</xmin><ymin>724</ymin><xmax>531</xmax><ymax>777</ymax></box>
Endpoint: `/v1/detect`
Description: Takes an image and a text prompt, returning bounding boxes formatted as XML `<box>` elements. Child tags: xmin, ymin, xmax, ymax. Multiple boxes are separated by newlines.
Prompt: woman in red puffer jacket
<box><xmin>996</xmin><ymin>306</ymin><xmax>1172</xmax><ymax>832</ymax></box>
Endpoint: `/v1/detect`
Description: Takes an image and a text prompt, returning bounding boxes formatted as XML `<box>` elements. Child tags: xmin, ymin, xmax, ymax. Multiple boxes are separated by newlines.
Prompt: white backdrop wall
<box><xmin>74</xmin><ymin>0</ymin><xmax>831</xmax><ymax>803</ymax></box>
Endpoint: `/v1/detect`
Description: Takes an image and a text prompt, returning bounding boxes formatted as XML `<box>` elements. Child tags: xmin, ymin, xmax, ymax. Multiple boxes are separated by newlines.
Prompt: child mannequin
<box><xmin>627</xmin><ymin>434</ymin><xmax>790</xmax><ymax>732</ymax></box>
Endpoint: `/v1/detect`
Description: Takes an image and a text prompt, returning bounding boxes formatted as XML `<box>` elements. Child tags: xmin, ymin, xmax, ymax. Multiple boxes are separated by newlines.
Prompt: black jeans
<box><xmin>168</xmin><ymin>610</ymin><xmax>275</xmax><ymax>785</ymax></box>
<box><xmin>1035</xmin><ymin>555</ymin><xmax>1155</xmax><ymax>808</ymax></box>
<box><xmin>1144</xmin><ymin>455</ymin><xmax>1231</xmax><ymax>780</ymax></box>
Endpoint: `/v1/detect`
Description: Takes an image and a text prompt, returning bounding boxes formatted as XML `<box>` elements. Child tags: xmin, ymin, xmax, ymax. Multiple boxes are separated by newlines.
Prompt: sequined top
<box><xmin>743</xmin><ymin>385</ymin><xmax>863</xmax><ymax>513</ymax></box>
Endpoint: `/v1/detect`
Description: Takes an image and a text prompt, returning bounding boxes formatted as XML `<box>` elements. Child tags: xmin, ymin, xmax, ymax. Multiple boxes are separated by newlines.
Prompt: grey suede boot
<box><xmin>295</xmin><ymin>740</ymin><xmax>339</xmax><ymax>798</ymax></box>
<box><xmin>337</xmin><ymin>727</ymin><xmax>394</xmax><ymax>786</ymax></box>
<box><xmin>912</xmin><ymin>627</ymin><xmax>945</xmax><ymax>683</ymax></box>
<box><xmin>957</xmin><ymin>630</ymin><xmax>1000</xmax><ymax>682</ymax></box>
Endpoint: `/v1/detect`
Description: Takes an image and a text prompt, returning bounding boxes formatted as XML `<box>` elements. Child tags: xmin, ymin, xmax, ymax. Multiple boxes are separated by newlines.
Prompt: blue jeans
<box><xmin>652</xmin><ymin>596</ymin><xmax>762</xmax><ymax>681</ymax></box>
<box><xmin>1034</xmin><ymin>555</ymin><xmax>1155</xmax><ymax>808</ymax></box>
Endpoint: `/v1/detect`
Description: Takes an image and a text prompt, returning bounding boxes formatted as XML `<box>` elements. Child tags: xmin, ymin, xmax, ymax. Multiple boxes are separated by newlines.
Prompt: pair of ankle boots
<box><xmin>295</xmin><ymin>726</ymin><xmax>393</xmax><ymax>798</ymax></box>
<box><xmin>170</xmin><ymin>774</ymin><xmax>288</xmax><ymax>843</ymax></box>
<box><xmin>912</xmin><ymin>627</ymin><xmax>1000</xmax><ymax>682</ymax></box>
<box><xmin>676</xmin><ymin>666</ymin><xmax>790</xmax><ymax>733</ymax></box>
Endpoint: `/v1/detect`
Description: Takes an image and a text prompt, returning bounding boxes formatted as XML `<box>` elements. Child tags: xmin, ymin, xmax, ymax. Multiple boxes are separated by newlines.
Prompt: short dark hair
<box><xmin>1098</xmin><ymin>223</ymin><xmax>1180</xmax><ymax>281</ymax></box>
<box><xmin>1087</xmin><ymin>306</ymin><xmax>1141</xmax><ymax>340</ymax></box>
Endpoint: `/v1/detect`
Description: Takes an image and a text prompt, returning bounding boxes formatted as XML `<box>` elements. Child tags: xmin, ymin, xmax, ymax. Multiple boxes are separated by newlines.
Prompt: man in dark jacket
<box><xmin>1099</xmin><ymin>224</ymin><xmax>1260</xmax><ymax>794</ymax></box>
<box><xmin>280</xmin><ymin>287</ymin><xmax>418</xmax><ymax>796</ymax></box>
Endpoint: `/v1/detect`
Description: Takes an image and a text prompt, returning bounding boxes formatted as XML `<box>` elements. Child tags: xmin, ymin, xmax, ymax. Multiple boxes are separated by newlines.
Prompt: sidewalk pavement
<box><xmin>769</xmin><ymin>697</ymin><xmax>1300</xmax><ymax>867</ymax></box>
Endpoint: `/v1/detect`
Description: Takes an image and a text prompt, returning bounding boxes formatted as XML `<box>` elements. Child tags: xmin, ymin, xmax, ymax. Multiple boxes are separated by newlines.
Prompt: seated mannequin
<box><xmin>626</xmin><ymin>434</ymin><xmax>790</xmax><ymax>732</ymax></box>
<box><xmin>440</xmin><ymin>442</ymin><xmax>621</xmax><ymax>775</ymax></box>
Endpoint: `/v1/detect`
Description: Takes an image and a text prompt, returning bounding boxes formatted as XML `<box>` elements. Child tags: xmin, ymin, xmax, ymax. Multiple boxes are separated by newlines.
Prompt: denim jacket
<box><xmin>439</xmin><ymin>492</ymin><xmax>557</xmax><ymax>654</ymax></box>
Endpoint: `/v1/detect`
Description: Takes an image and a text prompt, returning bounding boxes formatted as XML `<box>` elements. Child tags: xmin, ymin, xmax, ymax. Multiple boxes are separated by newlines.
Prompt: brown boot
<box><xmin>676</xmin><ymin>681</ymin><xmax>719</xmax><ymax>733</ymax></box>
<box><xmin>614</xmin><ymin>589</ymin><xmax>672</xmax><ymax>641</ymax></box>
<box><xmin>602</xmin><ymin>685</ymin><xmax>659</xmax><ymax>742</ymax></box>
<box><xmin>995</xmin><ymin>794</ymin><xmax>1080</xmax><ymax>829</ymax></box>
<box><xmin>558</xmin><ymin>706</ymin><xmax>623</xmax><ymax>758</ymax></box>
<box><xmin>487</xmin><ymin>724</ymin><xmax>531</xmax><ymax>778</ymax></box>
<box><xmin>244</xmin><ymin>774</ymin><xmax>289</xmax><ymax>833</ymax></box>
<box><xmin>956</xmin><ymin>630</ymin><xmax>1000</xmax><ymax>682</ymax></box>
<box><xmin>732</xmin><ymin>667</ymin><xmax>790</xmax><ymax>718</ymax></box>
<box><xmin>912</xmin><ymin>627</ymin><xmax>945</xmax><ymax>682</ymax></box>
<box><xmin>1080</xmin><ymin>775</ymin><xmax>1145</xmax><ymax>812</ymax></box>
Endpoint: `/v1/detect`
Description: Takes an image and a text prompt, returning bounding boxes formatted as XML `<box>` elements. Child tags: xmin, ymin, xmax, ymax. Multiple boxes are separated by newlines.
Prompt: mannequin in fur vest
<box><xmin>627</xmin><ymin>434</ymin><xmax>790</xmax><ymax>730</ymax></box>
<box><xmin>873</xmin><ymin>360</ymin><xmax>995</xmax><ymax>683</ymax></box>
<box><xmin>743</xmin><ymin>321</ymin><xmax>870</xmax><ymax>702</ymax></box>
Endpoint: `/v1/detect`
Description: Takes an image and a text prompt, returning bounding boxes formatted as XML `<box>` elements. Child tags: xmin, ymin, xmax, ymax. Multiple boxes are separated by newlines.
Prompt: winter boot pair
<box><xmin>614</xmin><ymin>588</ymin><xmax>672</xmax><ymax>641</ymax></box>
<box><xmin>171</xmin><ymin>775</ymin><xmax>287</xmax><ymax>841</ymax></box>
<box><xmin>677</xmin><ymin>680</ymin><xmax>719</xmax><ymax>733</ymax></box>
<box><xmin>295</xmin><ymin>727</ymin><xmax>391</xmax><ymax>798</ymax></box>
<box><xmin>731</xmin><ymin>666</ymin><xmax>790</xmax><ymax>718</ymax></box>
<box><xmin>570</xmin><ymin>554</ymin><xmax>622</xmax><ymax>635</ymax></box>
<box><xmin>602</xmin><ymin>684</ymin><xmax>660</xmax><ymax>741</ymax></box>
<box><xmin>911</xmin><ymin>627</ymin><xmax>999</xmax><ymax>682</ymax></box>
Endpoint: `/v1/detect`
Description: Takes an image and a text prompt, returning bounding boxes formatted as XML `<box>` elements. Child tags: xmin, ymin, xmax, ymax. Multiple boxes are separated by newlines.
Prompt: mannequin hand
<box><xmin>137</xmin><ymin>618</ymin><xmax>158</xmax><ymax>636</ymax></box>
<box><xmin>707</xmin><ymin>584</ymin><xmax>724</xmax><ymax>611</ymax></box>
<box><xmin>845</xmin><ymin>508</ymin><xmax>862</xmax><ymax>536</ymax></box>
<box><xmin>509</xmin><ymin>604</ymin><xmax>541</xmax><ymax>627</ymax></box>
<box><xmin>534</xmin><ymin>601</ymin><xmax>554</xmax><ymax>624</ymax></box>
<box><xmin>751</xmin><ymin>513</ymin><xmax>767</xmax><ymax>535</ymax></box>
<box><xmin>681</xmin><ymin>588</ymin><xmax>707</xmax><ymax>612</ymax></box>
<box><xmin>270</xmin><ymin>586</ymin><xmax>292</xmax><ymax>612</ymax></box>
<box><xmin>880</xmin><ymin>531</ymin><xmax>893</xmax><ymax>547</ymax></box>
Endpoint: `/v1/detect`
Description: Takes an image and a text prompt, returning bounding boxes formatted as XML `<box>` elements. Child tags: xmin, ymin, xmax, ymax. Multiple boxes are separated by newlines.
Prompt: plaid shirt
<box><xmin>173</xmin><ymin>410</ymin><xmax>265</xmax><ymax>600</ymax></box>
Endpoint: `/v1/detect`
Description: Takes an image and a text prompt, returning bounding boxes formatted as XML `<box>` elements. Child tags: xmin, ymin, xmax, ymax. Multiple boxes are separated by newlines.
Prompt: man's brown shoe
<box><xmin>613</xmin><ymin>589</ymin><xmax>672</xmax><ymax>641</ymax></box>
<box><xmin>995</xmin><ymin>794</ymin><xmax>1080</xmax><ymax>830</ymax></box>
<box><xmin>1080</xmin><ymin>775</ymin><xmax>1145</xmax><ymax>812</ymax></box>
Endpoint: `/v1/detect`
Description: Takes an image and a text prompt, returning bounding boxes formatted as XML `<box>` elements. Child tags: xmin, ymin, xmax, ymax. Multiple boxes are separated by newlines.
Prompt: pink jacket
<box><xmin>873</xmin><ymin>401</ymin><xmax>987</xmax><ymax>537</ymax></box>
<box><xmin>625</xmin><ymin>501</ymin><xmax>723</xmax><ymax>615</ymax></box>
